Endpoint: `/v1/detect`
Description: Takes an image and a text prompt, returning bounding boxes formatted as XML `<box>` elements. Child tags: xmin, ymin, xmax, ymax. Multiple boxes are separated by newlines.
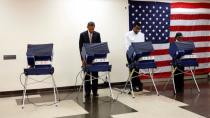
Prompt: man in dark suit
<box><xmin>79</xmin><ymin>22</ymin><xmax>101</xmax><ymax>98</ymax></box>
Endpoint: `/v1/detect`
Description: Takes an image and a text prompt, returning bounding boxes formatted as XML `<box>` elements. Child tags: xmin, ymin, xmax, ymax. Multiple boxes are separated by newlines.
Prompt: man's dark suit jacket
<box><xmin>79</xmin><ymin>30</ymin><xmax>101</xmax><ymax>60</ymax></box>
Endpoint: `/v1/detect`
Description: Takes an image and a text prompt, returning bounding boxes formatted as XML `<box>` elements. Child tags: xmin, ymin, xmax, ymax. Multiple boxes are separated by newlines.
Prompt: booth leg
<box><xmin>190</xmin><ymin>69</ymin><xmax>200</xmax><ymax>93</ymax></box>
<box><xmin>129</xmin><ymin>69</ymin><xmax>135</xmax><ymax>98</ymax></box>
<box><xmin>163</xmin><ymin>66</ymin><xmax>176</xmax><ymax>95</ymax></box>
<box><xmin>107</xmin><ymin>72</ymin><xmax>114</xmax><ymax>99</ymax></box>
<box><xmin>121</xmin><ymin>75</ymin><xmax>130</xmax><ymax>94</ymax></box>
<box><xmin>78</xmin><ymin>82</ymin><xmax>83</xmax><ymax>96</ymax></box>
<box><xmin>121</xmin><ymin>69</ymin><xmax>135</xmax><ymax>98</ymax></box>
<box><xmin>82</xmin><ymin>81</ymin><xmax>85</xmax><ymax>103</ymax></box>
<box><xmin>171</xmin><ymin>75</ymin><xmax>176</xmax><ymax>95</ymax></box>
<box><xmin>54</xmin><ymin>80</ymin><xmax>59</xmax><ymax>101</ymax></box>
<box><xmin>78</xmin><ymin>72</ymin><xmax>85</xmax><ymax>98</ymax></box>
<box><xmin>82</xmin><ymin>72</ymin><xmax>86</xmax><ymax>103</ymax></box>
<box><xmin>22</xmin><ymin>76</ymin><xmax>29</xmax><ymax>109</ymax></box>
<box><xmin>171</xmin><ymin>67</ymin><xmax>177</xmax><ymax>95</ymax></box>
<box><xmin>163</xmin><ymin>78</ymin><xmax>171</xmax><ymax>91</ymax></box>
<box><xmin>52</xmin><ymin>76</ymin><xmax>58</xmax><ymax>106</ymax></box>
<box><xmin>148</xmin><ymin>69</ymin><xmax>159</xmax><ymax>96</ymax></box>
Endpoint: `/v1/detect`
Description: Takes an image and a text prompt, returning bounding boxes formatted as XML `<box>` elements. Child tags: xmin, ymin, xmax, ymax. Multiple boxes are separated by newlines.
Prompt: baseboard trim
<box><xmin>0</xmin><ymin>82</ymin><xmax>126</xmax><ymax>98</ymax></box>
<box><xmin>0</xmin><ymin>77</ymin><xmax>208</xmax><ymax>98</ymax></box>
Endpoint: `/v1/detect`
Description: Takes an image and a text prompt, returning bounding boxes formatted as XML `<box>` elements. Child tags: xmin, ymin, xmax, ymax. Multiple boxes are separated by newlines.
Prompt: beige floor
<box><xmin>0</xmin><ymin>89</ymin><xmax>205</xmax><ymax>118</ymax></box>
<box><xmin>112</xmin><ymin>92</ymin><xmax>204</xmax><ymax>118</ymax></box>
<box><xmin>0</xmin><ymin>95</ymin><xmax>87</xmax><ymax>118</ymax></box>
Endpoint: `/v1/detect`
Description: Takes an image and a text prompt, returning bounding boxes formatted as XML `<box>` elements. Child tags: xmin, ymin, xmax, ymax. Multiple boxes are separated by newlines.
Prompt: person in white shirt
<box><xmin>125</xmin><ymin>22</ymin><xmax>145</xmax><ymax>92</ymax></box>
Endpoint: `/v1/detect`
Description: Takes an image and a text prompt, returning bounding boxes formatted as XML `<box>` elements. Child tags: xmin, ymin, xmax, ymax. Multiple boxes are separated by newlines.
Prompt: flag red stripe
<box><xmin>169</xmin><ymin>36</ymin><xmax>210</xmax><ymax>42</ymax></box>
<box><xmin>141</xmin><ymin>72</ymin><xmax>171</xmax><ymax>79</ymax></box>
<box><xmin>171</xmin><ymin>2</ymin><xmax>210</xmax><ymax>9</ymax></box>
<box><xmin>170</xmin><ymin>25</ymin><xmax>210</xmax><ymax>31</ymax></box>
<box><xmin>156</xmin><ymin>57</ymin><xmax>210</xmax><ymax>67</ymax></box>
<box><xmin>141</xmin><ymin>68</ymin><xmax>210</xmax><ymax>79</ymax></box>
<box><xmin>194</xmin><ymin>47</ymin><xmax>210</xmax><ymax>53</ymax></box>
<box><xmin>151</xmin><ymin>49</ymin><xmax>168</xmax><ymax>55</ymax></box>
<box><xmin>171</xmin><ymin>14</ymin><xmax>210</xmax><ymax>20</ymax></box>
<box><xmin>156</xmin><ymin>60</ymin><xmax>171</xmax><ymax>67</ymax></box>
<box><xmin>198</xmin><ymin>57</ymin><xmax>210</xmax><ymax>63</ymax></box>
<box><xmin>151</xmin><ymin>47</ymin><xmax>210</xmax><ymax>56</ymax></box>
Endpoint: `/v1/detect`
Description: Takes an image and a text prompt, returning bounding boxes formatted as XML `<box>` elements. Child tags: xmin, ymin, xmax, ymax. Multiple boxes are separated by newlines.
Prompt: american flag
<box><xmin>129</xmin><ymin>1</ymin><xmax>210</xmax><ymax>78</ymax></box>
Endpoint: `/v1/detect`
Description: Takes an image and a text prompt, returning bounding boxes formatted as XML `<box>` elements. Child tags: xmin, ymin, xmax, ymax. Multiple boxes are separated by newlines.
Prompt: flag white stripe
<box><xmin>153</xmin><ymin>43</ymin><xmax>169</xmax><ymax>50</ymax></box>
<box><xmin>171</xmin><ymin>20</ymin><xmax>210</xmax><ymax>26</ymax></box>
<box><xmin>153</xmin><ymin>41</ymin><xmax>210</xmax><ymax>50</ymax></box>
<box><xmin>154</xmin><ymin>52</ymin><xmax>210</xmax><ymax>62</ymax></box>
<box><xmin>154</xmin><ymin>55</ymin><xmax>171</xmax><ymax>62</ymax></box>
<box><xmin>170</xmin><ymin>31</ymin><xmax>210</xmax><ymax>37</ymax></box>
<box><xmin>151</xmin><ymin>63</ymin><xmax>210</xmax><ymax>73</ymax></box>
<box><xmin>192</xmin><ymin>42</ymin><xmax>210</xmax><ymax>48</ymax></box>
<box><xmin>193</xmin><ymin>52</ymin><xmax>210</xmax><ymax>59</ymax></box>
<box><xmin>171</xmin><ymin>8</ymin><xmax>210</xmax><ymax>14</ymax></box>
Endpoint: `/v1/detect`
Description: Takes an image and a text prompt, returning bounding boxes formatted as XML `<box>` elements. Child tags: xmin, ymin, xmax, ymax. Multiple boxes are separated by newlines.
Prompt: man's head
<box><xmin>175</xmin><ymin>32</ymin><xmax>183</xmax><ymax>41</ymax></box>
<box><xmin>87</xmin><ymin>21</ymin><xmax>95</xmax><ymax>33</ymax></box>
<box><xmin>132</xmin><ymin>22</ymin><xmax>141</xmax><ymax>34</ymax></box>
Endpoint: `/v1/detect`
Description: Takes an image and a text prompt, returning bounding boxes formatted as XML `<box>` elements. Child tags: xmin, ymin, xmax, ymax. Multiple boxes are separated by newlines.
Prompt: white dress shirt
<box><xmin>125</xmin><ymin>30</ymin><xmax>145</xmax><ymax>51</ymax></box>
<box><xmin>88</xmin><ymin>30</ymin><xmax>93</xmax><ymax>43</ymax></box>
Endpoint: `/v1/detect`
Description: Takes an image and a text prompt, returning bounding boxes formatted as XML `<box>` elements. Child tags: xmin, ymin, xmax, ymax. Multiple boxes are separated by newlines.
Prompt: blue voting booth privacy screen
<box><xmin>81</xmin><ymin>42</ymin><xmax>111</xmax><ymax>72</ymax></box>
<box><xmin>127</xmin><ymin>42</ymin><xmax>156</xmax><ymax>69</ymax></box>
<box><xmin>24</xmin><ymin>43</ymin><xmax>54</xmax><ymax>75</ymax></box>
<box><xmin>169</xmin><ymin>41</ymin><xmax>198</xmax><ymax>67</ymax></box>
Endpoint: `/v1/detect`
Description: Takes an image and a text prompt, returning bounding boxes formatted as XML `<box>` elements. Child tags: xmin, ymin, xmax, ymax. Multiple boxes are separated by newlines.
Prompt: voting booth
<box><xmin>168</xmin><ymin>41</ymin><xmax>200</xmax><ymax>94</ymax></box>
<box><xmin>124</xmin><ymin>42</ymin><xmax>159</xmax><ymax>97</ymax></box>
<box><xmin>80</xmin><ymin>42</ymin><xmax>113</xmax><ymax>102</ymax></box>
<box><xmin>22</xmin><ymin>44</ymin><xmax>58</xmax><ymax>108</ymax></box>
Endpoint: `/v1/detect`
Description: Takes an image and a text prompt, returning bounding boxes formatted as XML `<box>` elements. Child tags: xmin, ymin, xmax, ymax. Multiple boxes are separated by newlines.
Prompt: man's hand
<box><xmin>82</xmin><ymin>60</ymin><xmax>86</xmax><ymax>67</ymax></box>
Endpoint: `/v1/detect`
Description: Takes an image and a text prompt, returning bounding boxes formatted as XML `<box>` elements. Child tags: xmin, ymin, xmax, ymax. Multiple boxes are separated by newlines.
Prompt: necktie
<box><xmin>89</xmin><ymin>33</ymin><xmax>93</xmax><ymax>43</ymax></box>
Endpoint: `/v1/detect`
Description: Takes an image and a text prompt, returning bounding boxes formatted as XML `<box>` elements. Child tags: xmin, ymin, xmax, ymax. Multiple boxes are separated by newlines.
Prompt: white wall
<box><xmin>133</xmin><ymin>0</ymin><xmax>210</xmax><ymax>2</ymax></box>
<box><xmin>0</xmin><ymin>0</ymin><xmax>129</xmax><ymax>91</ymax></box>
<box><xmin>0</xmin><ymin>0</ymin><xmax>209</xmax><ymax>92</ymax></box>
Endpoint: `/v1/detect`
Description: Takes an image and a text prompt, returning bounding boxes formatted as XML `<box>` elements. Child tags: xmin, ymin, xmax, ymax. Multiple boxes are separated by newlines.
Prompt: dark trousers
<box><xmin>85</xmin><ymin>72</ymin><xmax>98</xmax><ymax>95</ymax></box>
<box><xmin>174</xmin><ymin>65</ymin><xmax>184</xmax><ymax>92</ymax></box>
<box><xmin>126</xmin><ymin>54</ymin><xmax>143</xmax><ymax>89</ymax></box>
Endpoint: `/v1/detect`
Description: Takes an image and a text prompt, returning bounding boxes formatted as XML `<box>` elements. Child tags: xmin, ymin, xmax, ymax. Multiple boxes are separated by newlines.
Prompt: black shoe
<box><xmin>133</xmin><ymin>87</ymin><xmax>140</xmax><ymax>92</ymax></box>
<box><xmin>93</xmin><ymin>93</ymin><xmax>99</xmax><ymax>97</ymax></box>
<box><xmin>139</xmin><ymin>85</ymin><xmax>143</xmax><ymax>91</ymax></box>
<box><xmin>103</xmin><ymin>81</ymin><xmax>109</xmax><ymax>88</ymax></box>
<box><xmin>176</xmin><ymin>89</ymin><xmax>184</xmax><ymax>94</ymax></box>
<box><xmin>85</xmin><ymin>93</ymin><xmax>90</xmax><ymax>98</ymax></box>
